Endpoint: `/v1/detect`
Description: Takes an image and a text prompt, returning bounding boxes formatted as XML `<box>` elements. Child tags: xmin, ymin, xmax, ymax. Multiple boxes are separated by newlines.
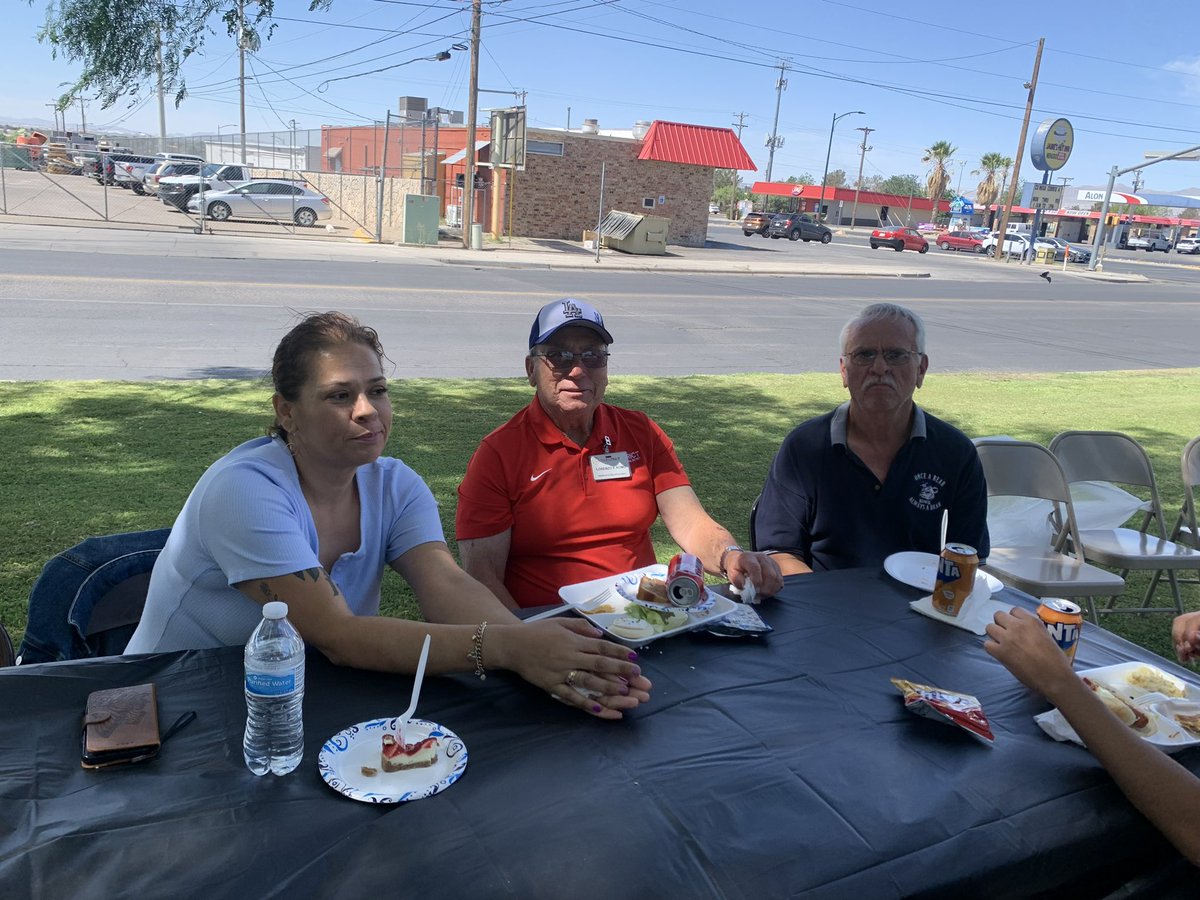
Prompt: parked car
<box><xmin>869</xmin><ymin>225</ymin><xmax>928</xmax><ymax>253</ymax></box>
<box><xmin>1040</xmin><ymin>237</ymin><xmax>1090</xmax><ymax>264</ymax></box>
<box><xmin>188</xmin><ymin>179</ymin><xmax>331</xmax><ymax>227</ymax></box>
<box><xmin>708</xmin><ymin>203</ymin><xmax>720</xmax><ymax>215</ymax></box>
<box><xmin>982</xmin><ymin>232</ymin><xmax>1032</xmax><ymax>259</ymax></box>
<box><xmin>114</xmin><ymin>155</ymin><xmax>163</xmax><ymax>194</ymax></box>
<box><xmin>143</xmin><ymin>161</ymin><xmax>202</xmax><ymax>195</ymax></box>
<box><xmin>767</xmin><ymin>212</ymin><xmax>833</xmax><ymax>244</ymax></box>
<box><xmin>1126</xmin><ymin>233</ymin><xmax>1171</xmax><ymax>252</ymax></box>
<box><xmin>935</xmin><ymin>230</ymin><xmax>984</xmax><ymax>253</ymax></box>
<box><xmin>742</xmin><ymin>211</ymin><xmax>779</xmax><ymax>237</ymax></box>
<box><xmin>1176</xmin><ymin>238</ymin><xmax>1200</xmax><ymax>254</ymax></box>
<box><xmin>159</xmin><ymin>164</ymin><xmax>250</xmax><ymax>210</ymax></box>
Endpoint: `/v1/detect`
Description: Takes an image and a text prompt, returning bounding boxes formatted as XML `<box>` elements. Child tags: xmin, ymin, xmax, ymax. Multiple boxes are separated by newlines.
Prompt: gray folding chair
<box><xmin>1169</xmin><ymin>436</ymin><xmax>1200</xmax><ymax>551</ymax></box>
<box><xmin>974</xmin><ymin>439</ymin><xmax>1125</xmax><ymax>622</ymax></box>
<box><xmin>1049</xmin><ymin>430</ymin><xmax>1200</xmax><ymax>619</ymax></box>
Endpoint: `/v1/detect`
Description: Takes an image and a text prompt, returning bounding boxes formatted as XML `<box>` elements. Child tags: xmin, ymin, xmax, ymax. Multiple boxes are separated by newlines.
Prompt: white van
<box><xmin>154</xmin><ymin>152</ymin><xmax>205</xmax><ymax>164</ymax></box>
<box><xmin>1006</xmin><ymin>222</ymin><xmax>1032</xmax><ymax>235</ymax></box>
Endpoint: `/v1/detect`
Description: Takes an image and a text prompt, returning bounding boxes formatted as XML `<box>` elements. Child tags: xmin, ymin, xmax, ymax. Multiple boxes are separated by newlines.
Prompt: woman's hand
<box><xmin>1172</xmin><ymin>611</ymin><xmax>1200</xmax><ymax>663</ymax></box>
<box><xmin>983</xmin><ymin>607</ymin><xmax>1076</xmax><ymax>701</ymax></box>
<box><xmin>488</xmin><ymin>619</ymin><xmax>652</xmax><ymax>720</ymax></box>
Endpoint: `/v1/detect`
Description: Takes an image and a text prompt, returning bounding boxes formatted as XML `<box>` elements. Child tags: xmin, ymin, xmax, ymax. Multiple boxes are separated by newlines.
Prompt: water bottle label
<box><xmin>246</xmin><ymin>670</ymin><xmax>298</xmax><ymax>696</ymax></box>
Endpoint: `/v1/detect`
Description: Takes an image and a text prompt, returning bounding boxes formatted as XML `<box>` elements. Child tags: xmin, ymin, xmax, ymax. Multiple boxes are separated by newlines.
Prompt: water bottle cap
<box><xmin>262</xmin><ymin>601</ymin><xmax>289</xmax><ymax>620</ymax></box>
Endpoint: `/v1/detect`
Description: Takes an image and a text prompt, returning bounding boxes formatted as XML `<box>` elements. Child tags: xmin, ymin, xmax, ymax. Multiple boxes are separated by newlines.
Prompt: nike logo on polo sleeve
<box><xmin>529</xmin><ymin>469</ymin><xmax>553</xmax><ymax>482</ymax></box>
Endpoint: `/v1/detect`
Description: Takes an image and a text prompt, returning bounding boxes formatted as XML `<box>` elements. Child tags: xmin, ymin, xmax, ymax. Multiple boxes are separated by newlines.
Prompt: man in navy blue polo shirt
<box><xmin>755</xmin><ymin>302</ymin><xmax>989</xmax><ymax>573</ymax></box>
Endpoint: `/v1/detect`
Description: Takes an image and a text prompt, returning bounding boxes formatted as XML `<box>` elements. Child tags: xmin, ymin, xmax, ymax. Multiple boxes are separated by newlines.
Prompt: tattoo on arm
<box><xmin>291</xmin><ymin>568</ymin><xmax>323</xmax><ymax>584</ymax></box>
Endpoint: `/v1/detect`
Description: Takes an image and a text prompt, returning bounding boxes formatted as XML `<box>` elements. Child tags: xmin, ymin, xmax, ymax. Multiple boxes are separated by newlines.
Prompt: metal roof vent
<box><xmin>632</xmin><ymin>120</ymin><xmax>651</xmax><ymax>140</ymax></box>
<box><xmin>581</xmin><ymin>118</ymin><xmax>599</xmax><ymax>134</ymax></box>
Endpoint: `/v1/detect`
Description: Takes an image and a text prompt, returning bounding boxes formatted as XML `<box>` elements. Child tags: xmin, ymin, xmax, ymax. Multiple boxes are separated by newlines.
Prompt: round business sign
<box><xmin>1030</xmin><ymin>117</ymin><xmax>1073</xmax><ymax>171</ymax></box>
<box><xmin>791</xmin><ymin>186</ymin><xmax>802</xmax><ymax>196</ymax></box>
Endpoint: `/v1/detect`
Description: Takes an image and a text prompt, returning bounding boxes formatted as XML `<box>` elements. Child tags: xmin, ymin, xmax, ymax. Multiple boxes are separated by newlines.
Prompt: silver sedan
<box><xmin>188</xmin><ymin>179</ymin><xmax>331</xmax><ymax>227</ymax></box>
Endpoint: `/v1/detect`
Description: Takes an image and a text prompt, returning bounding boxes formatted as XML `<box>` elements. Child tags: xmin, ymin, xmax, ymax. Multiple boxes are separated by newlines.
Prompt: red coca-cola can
<box><xmin>666</xmin><ymin>552</ymin><xmax>706</xmax><ymax>608</ymax></box>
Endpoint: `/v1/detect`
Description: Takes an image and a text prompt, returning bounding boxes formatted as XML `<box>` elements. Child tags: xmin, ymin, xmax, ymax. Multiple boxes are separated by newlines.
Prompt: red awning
<box><xmin>637</xmin><ymin>121</ymin><xmax>757</xmax><ymax>171</ymax></box>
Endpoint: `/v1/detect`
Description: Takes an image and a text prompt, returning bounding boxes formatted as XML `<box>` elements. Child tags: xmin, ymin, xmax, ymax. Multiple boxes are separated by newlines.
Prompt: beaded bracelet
<box><xmin>467</xmin><ymin>621</ymin><xmax>488</xmax><ymax>680</ymax></box>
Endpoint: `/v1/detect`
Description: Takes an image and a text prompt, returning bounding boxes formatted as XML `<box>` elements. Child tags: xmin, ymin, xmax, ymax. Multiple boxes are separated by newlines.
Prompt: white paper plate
<box><xmin>1034</xmin><ymin>662</ymin><xmax>1200</xmax><ymax>749</ymax></box>
<box><xmin>319</xmin><ymin>717</ymin><xmax>467</xmax><ymax>803</ymax></box>
<box><xmin>559</xmin><ymin>564</ymin><xmax>735</xmax><ymax>647</ymax></box>
<box><xmin>884</xmin><ymin>550</ymin><xmax>1003</xmax><ymax>594</ymax></box>
<box><xmin>908</xmin><ymin>577</ymin><xmax>1011</xmax><ymax>636</ymax></box>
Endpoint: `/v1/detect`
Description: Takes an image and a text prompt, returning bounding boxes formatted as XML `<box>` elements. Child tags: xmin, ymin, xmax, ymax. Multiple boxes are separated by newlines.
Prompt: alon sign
<box><xmin>1030</xmin><ymin>117</ymin><xmax>1074</xmax><ymax>172</ymax></box>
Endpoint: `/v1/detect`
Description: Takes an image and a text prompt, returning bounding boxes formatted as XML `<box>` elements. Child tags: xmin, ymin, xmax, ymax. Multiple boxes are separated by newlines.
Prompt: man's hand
<box><xmin>724</xmin><ymin>549</ymin><xmax>784</xmax><ymax>598</ymax></box>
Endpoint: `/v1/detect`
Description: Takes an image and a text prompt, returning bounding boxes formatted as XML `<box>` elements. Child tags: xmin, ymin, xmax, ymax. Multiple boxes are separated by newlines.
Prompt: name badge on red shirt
<box><xmin>590</xmin><ymin>452</ymin><xmax>631</xmax><ymax>481</ymax></box>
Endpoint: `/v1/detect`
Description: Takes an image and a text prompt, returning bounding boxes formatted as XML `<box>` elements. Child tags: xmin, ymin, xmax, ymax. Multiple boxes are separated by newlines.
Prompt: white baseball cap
<box><xmin>528</xmin><ymin>298</ymin><xmax>614</xmax><ymax>349</ymax></box>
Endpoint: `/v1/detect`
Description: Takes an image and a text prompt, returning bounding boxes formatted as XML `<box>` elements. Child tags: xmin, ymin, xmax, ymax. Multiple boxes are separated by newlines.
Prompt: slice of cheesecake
<box><xmin>381</xmin><ymin>733</ymin><xmax>440</xmax><ymax>772</ymax></box>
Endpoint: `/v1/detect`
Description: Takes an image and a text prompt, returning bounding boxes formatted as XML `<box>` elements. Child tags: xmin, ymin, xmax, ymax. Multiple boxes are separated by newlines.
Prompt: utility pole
<box><xmin>238</xmin><ymin>0</ymin><xmax>247</xmax><ymax>164</ymax></box>
<box><xmin>45</xmin><ymin>103</ymin><xmax>60</xmax><ymax>133</ymax></box>
<box><xmin>764</xmin><ymin>60</ymin><xmax>788</xmax><ymax>184</ymax></box>
<box><xmin>993</xmin><ymin>37</ymin><xmax>1044</xmax><ymax>263</ymax></box>
<box><xmin>463</xmin><ymin>0</ymin><xmax>482</xmax><ymax>248</ymax></box>
<box><xmin>78</xmin><ymin>95</ymin><xmax>87</xmax><ymax>133</ymax></box>
<box><xmin>729</xmin><ymin>111</ymin><xmax>748</xmax><ymax>219</ymax></box>
<box><xmin>956</xmin><ymin>160</ymin><xmax>967</xmax><ymax>194</ymax></box>
<box><xmin>849</xmin><ymin>126</ymin><xmax>874</xmax><ymax>231</ymax></box>
<box><xmin>156</xmin><ymin>26</ymin><xmax>167</xmax><ymax>154</ymax></box>
<box><xmin>1131</xmin><ymin>170</ymin><xmax>1143</xmax><ymax>194</ymax></box>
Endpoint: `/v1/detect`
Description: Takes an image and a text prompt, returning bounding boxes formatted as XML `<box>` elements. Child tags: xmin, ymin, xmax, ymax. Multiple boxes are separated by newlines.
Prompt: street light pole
<box><xmin>818</xmin><ymin>110</ymin><xmax>863</xmax><ymax>224</ymax></box>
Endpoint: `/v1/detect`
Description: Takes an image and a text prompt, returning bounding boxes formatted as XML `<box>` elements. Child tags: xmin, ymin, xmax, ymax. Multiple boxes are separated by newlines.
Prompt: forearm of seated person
<box><xmin>769</xmin><ymin>551</ymin><xmax>812</xmax><ymax>575</ymax></box>
<box><xmin>236</xmin><ymin>568</ymin><xmax>499</xmax><ymax>674</ymax></box>
<box><xmin>394</xmin><ymin>541</ymin><xmax>523</xmax><ymax>625</ymax></box>
<box><xmin>1047</xmin><ymin>677</ymin><xmax>1200</xmax><ymax>866</ymax></box>
<box><xmin>457</xmin><ymin>534</ymin><xmax>521</xmax><ymax>611</ymax></box>
<box><xmin>655</xmin><ymin>486</ymin><xmax>738</xmax><ymax>573</ymax></box>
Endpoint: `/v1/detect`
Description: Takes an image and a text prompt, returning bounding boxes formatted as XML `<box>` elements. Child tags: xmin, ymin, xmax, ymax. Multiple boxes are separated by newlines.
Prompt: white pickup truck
<box><xmin>1126</xmin><ymin>233</ymin><xmax>1171</xmax><ymax>252</ymax></box>
<box><xmin>157</xmin><ymin>164</ymin><xmax>251</xmax><ymax>210</ymax></box>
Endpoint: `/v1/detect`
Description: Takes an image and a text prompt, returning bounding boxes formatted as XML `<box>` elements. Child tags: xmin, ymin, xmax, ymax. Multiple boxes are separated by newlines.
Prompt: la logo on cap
<box><xmin>560</xmin><ymin>300</ymin><xmax>583</xmax><ymax>320</ymax></box>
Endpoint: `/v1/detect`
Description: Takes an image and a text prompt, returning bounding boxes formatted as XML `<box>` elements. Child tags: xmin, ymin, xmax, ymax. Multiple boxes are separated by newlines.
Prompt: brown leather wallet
<box><xmin>81</xmin><ymin>683</ymin><xmax>161</xmax><ymax>768</ymax></box>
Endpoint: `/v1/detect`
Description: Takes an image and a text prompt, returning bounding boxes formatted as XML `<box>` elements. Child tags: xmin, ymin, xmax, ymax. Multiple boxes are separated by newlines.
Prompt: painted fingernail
<box><xmin>628</xmin><ymin>651</ymin><xmax>639</xmax><ymax>661</ymax></box>
<box><xmin>592</xmin><ymin>704</ymin><xmax>603</xmax><ymax>713</ymax></box>
<box><xmin>620</xmin><ymin>685</ymin><xmax>629</xmax><ymax>695</ymax></box>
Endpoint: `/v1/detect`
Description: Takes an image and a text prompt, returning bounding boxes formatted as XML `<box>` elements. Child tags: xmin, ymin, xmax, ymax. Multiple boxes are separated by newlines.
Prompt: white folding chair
<box><xmin>1170</xmin><ymin>436</ymin><xmax>1200</xmax><ymax>551</ymax></box>
<box><xmin>975</xmin><ymin>439</ymin><xmax>1125</xmax><ymax>622</ymax></box>
<box><xmin>1049</xmin><ymin>431</ymin><xmax>1200</xmax><ymax>618</ymax></box>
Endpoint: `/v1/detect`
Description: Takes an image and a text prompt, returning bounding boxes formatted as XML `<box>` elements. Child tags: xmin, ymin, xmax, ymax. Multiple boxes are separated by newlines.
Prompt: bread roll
<box><xmin>636</xmin><ymin>576</ymin><xmax>669</xmax><ymax>605</ymax></box>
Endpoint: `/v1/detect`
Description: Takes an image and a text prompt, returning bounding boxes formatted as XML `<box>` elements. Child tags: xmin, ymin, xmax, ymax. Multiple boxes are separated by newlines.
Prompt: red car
<box><xmin>869</xmin><ymin>226</ymin><xmax>929</xmax><ymax>253</ymax></box>
<box><xmin>936</xmin><ymin>230</ymin><xmax>985</xmax><ymax>253</ymax></box>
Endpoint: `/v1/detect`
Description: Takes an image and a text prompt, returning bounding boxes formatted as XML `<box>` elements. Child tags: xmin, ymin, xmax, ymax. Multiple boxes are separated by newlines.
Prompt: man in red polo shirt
<box><xmin>455</xmin><ymin>297</ymin><xmax>782</xmax><ymax>609</ymax></box>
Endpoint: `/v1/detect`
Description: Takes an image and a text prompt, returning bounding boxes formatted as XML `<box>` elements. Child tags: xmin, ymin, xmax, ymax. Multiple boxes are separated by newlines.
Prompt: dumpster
<box><xmin>598</xmin><ymin>210</ymin><xmax>669</xmax><ymax>255</ymax></box>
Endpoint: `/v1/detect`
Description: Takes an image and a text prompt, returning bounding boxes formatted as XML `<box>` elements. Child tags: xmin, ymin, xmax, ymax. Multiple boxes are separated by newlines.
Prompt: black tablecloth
<box><xmin>2</xmin><ymin>568</ymin><xmax>1197</xmax><ymax>899</ymax></box>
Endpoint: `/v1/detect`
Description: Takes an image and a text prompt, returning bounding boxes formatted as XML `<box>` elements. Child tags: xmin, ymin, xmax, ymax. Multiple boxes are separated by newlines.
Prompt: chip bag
<box><xmin>891</xmin><ymin>677</ymin><xmax>995</xmax><ymax>745</ymax></box>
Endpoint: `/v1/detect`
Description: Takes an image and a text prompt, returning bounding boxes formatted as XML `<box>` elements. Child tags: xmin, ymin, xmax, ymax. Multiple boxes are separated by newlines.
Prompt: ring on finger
<box><xmin>566</xmin><ymin>669</ymin><xmax>579</xmax><ymax>687</ymax></box>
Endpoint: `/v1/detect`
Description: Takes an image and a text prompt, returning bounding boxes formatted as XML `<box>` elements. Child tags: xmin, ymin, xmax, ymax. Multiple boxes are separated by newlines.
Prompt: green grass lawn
<box><xmin>2</xmin><ymin>369</ymin><xmax>1197</xmax><ymax>662</ymax></box>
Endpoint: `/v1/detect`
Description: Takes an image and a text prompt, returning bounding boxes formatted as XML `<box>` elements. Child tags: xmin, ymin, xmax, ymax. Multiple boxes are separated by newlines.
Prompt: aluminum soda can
<box><xmin>1038</xmin><ymin>599</ymin><xmax>1084</xmax><ymax>664</ymax></box>
<box><xmin>666</xmin><ymin>552</ymin><xmax>706</xmax><ymax>608</ymax></box>
<box><xmin>933</xmin><ymin>543</ymin><xmax>979</xmax><ymax>617</ymax></box>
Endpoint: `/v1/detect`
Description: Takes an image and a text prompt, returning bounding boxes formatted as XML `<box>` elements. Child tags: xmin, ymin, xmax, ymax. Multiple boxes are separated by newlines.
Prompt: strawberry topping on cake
<box><xmin>381</xmin><ymin>733</ymin><xmax>440</xmax><ymax>772</ymax></box>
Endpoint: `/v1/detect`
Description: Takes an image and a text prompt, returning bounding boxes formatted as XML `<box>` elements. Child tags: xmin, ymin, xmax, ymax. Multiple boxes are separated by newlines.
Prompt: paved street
<box><xmin>0</xmin><ymin>220</ymin><xmax>1197</xmax><ymax>380</ymax></box>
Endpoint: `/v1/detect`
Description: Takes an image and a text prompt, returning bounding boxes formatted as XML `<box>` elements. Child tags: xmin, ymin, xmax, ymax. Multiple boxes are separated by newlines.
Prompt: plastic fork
<box><xmin>394</xmin><ymin>633</ymin><xmax>431</xmax><ymax>745</ymax></box>
<box><xmin>523</xmin><ymin>585</ymin><xmax>617</xmax><ymax>623</ymax></box>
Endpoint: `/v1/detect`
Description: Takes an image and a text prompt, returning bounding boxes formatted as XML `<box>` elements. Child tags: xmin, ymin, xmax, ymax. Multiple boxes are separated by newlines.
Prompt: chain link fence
<box><xmin>1</xmin><ymin>124</ymin><xmax>444</xmax><ymax>242</ymax></box>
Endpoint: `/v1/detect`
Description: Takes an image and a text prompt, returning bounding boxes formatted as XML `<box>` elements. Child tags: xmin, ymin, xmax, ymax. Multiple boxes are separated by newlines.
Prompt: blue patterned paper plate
<box><xmin>318</xmin><ymin>717</ymin><xmax>468</xmax><ymax>804</ymax></box>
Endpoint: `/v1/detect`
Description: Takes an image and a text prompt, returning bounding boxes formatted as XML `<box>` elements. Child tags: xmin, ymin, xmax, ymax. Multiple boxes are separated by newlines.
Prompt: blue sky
<box><xmin>5</xmin><ymin>1</ymin><xmax>1200</xmax><ymax>194</ymax></box>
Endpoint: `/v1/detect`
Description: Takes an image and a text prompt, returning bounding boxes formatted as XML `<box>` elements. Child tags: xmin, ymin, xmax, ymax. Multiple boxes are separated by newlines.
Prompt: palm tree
<box><xmin>996</xmin><ymin>155</ymin><xmax>1015</xmax><ymax>205</ymax></box>
<box><xmin>973</xmin><ymin>152</ymin><xmax>1007</xmax><ymax>208</ymax></box>
<box><xmin>922</xmin><ymin>140</ymin><xmax>956</xmax><ymax>220</ymax></box>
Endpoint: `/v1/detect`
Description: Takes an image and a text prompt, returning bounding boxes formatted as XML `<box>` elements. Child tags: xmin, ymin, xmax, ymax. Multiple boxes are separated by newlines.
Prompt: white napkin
<box><xmin>909</xmin><ymin>580</ymin><xmax>1013</xmax><ymax>636</ymax></box>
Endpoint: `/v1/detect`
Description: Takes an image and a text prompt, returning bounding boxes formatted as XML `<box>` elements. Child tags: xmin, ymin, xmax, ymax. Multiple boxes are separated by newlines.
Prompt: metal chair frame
<box><xmin>975</xmin><ymin>439</ymin><xmax>1125</xmax><ymax>623</ymax></box>
<box><xmin>1049</xmin><ymin>430</ymin><xmax>1200</xmax><ymax>620</ymax></box>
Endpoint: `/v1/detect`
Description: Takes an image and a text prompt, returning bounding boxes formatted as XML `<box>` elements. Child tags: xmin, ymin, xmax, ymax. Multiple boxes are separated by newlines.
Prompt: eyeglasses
<box><xmin>844</xmin><ymin>348</ymin><xmax>921</xmax><ymax>367</ymax></box>
<box><xmin>534</xmin><ymin>349</ymin><xmax>610</xmax><ymax>371</ymax></box>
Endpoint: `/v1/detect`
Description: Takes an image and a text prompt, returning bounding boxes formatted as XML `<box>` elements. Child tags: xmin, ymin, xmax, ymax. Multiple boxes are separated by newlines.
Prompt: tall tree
<box><xmin>31</xmin><ymin>1</ymin><xmax>330</xmax><ymax>109</ymax></box>
<box><xmin>921</xmin><ymin>140</ymin><xmax>956</xmax><ymax>212</ymax></box>
<box><xmin>825</xmin><ymin>169</ymin><xmax>848</xmax><ymax>188</ymax></box>
<box><xmin>972</xmin><ymin>152</ymin><xmax>1007</xmax><ymax>207</ymax></box>
<box><xmin>877</xmin><ymin>174</ymin><xmax>924</xmax><ymax>197</ymax></box>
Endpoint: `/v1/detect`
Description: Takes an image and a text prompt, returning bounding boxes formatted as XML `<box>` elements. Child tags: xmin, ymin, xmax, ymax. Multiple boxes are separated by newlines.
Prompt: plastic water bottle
<box><xmin>243</xmin><ymin>601</ymin><xmax>305</xmax><ymax>776</ymax></box>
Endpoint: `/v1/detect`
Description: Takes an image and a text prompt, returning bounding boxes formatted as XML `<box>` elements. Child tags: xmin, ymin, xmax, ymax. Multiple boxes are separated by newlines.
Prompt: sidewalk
<box><xmin>0</xmin><ymin>218</ymin><xmax>1148</xmax><ymax>281</ymax></box>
